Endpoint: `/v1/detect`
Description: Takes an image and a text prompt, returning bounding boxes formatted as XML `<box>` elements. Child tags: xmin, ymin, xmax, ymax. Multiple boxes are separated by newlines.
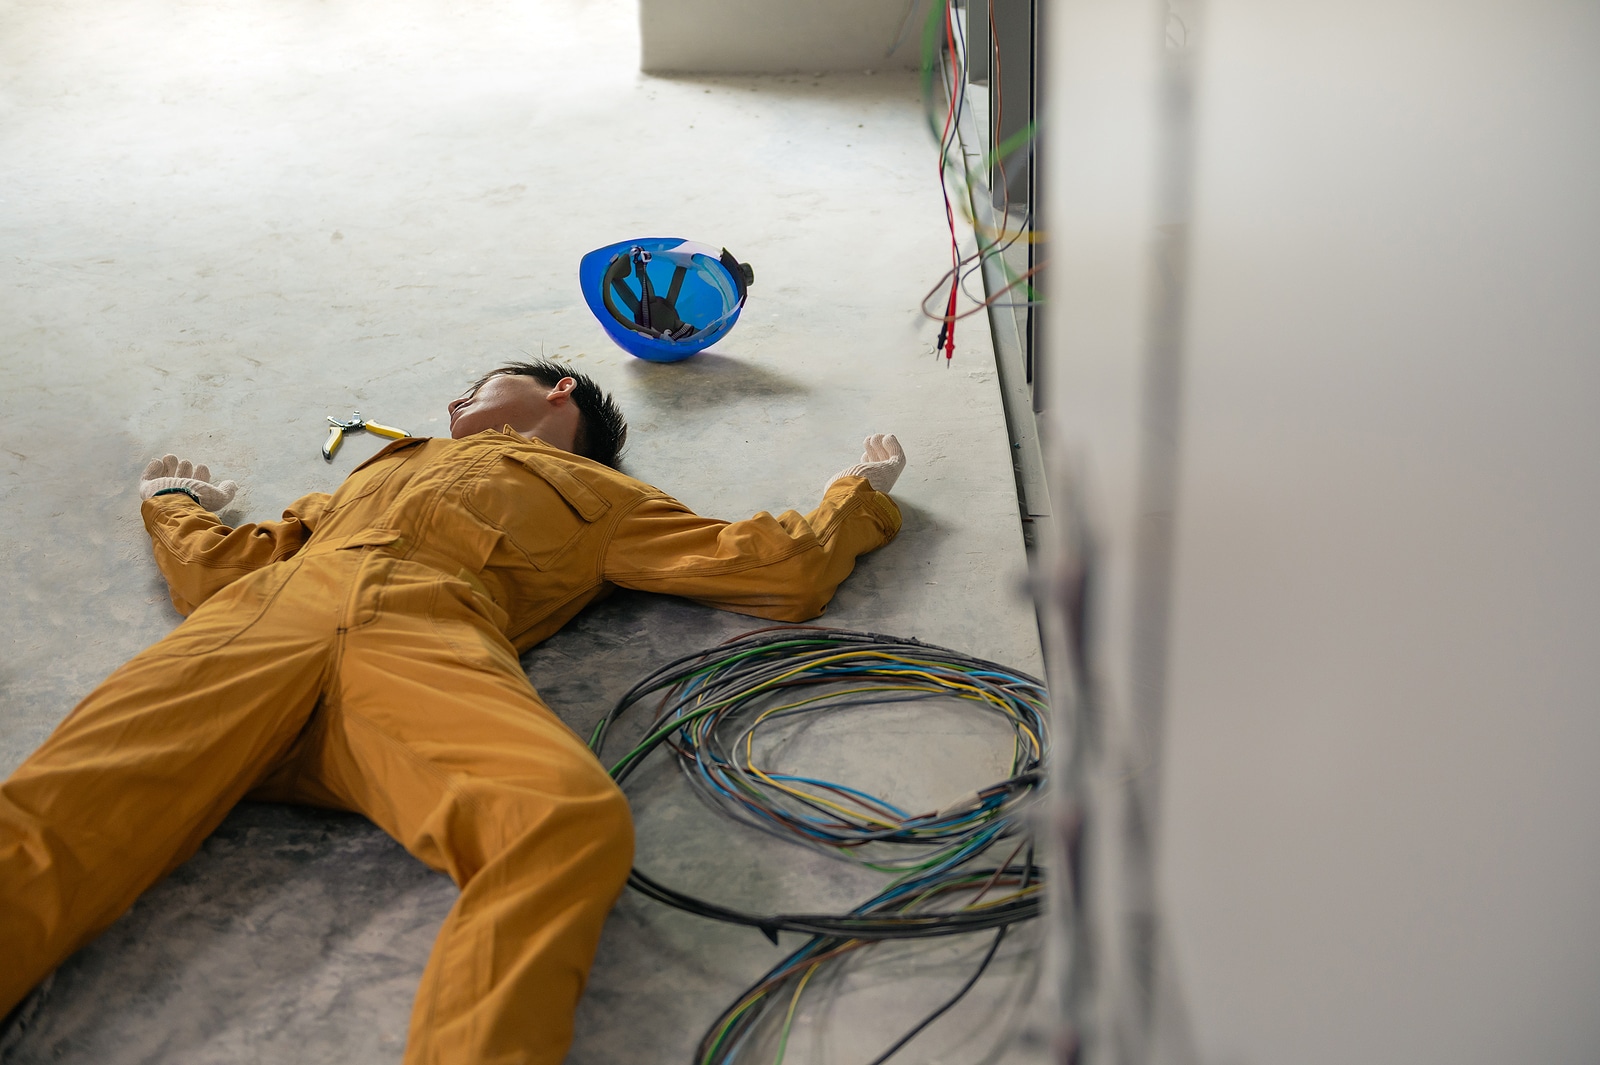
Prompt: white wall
<box><xmin>639</xmin><ymin>0</ymin><xmax>933</xmax><ymax>74</ymax></box>
<box><xmin>1046</xmin><ymin>2</ymin><xmax>1600</xmax><ymax>1063</ymax></box>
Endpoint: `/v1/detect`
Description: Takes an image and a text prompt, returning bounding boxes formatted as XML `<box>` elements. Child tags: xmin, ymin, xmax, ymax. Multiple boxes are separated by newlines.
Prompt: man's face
<box><xmin>447</xmin><ymin>373</ymin><xmax>582</xmax><ymax>453</ymax></box>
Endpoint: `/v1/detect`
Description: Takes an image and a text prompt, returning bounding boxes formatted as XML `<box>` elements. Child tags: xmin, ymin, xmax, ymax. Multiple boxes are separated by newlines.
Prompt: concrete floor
<box><xmin>0</xmin><ymin>1</ymin><xmax>1047</xmax><ymax>1061</ymax></box>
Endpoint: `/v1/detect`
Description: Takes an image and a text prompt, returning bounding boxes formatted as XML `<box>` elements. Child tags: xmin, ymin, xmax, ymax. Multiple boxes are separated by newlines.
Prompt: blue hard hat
<box><xmin>580</xmin><ymin>238</ymin><xmax>755</xmax><ymax>362</ymax></box>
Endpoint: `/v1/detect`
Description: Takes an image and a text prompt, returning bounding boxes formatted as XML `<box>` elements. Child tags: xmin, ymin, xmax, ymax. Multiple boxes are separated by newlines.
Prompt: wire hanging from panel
<box><xmin>915</xmin><ymin>0</ymin><xmax>1045</xmax><ymax>361</ymax></box>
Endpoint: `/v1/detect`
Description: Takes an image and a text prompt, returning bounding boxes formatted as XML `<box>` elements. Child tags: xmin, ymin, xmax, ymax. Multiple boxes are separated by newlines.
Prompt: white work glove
<box><xmin>139</xmin><ymin>454</ymin><xmax>240</xmax><ymax>511</ymax></box>
<box><xmin>825</xmin><ymin>433</ymin><xmax>907</xmax><ymax>495</ymax></box>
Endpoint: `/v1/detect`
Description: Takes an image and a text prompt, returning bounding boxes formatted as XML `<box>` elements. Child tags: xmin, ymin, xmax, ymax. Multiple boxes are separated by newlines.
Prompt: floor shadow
<box><xmin>0</xmin><ymin>804</ymin><xmax>453</xmax><ymax>1065</ymax></box>
<box><xmin>622</xmin><ymin>350</ymin><xmax>809</xmax><ymax>412</ymax></box>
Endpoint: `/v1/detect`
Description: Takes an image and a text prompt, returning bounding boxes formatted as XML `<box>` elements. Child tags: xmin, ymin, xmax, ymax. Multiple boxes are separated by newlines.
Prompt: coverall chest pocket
<box><xmin>461</xmin><ymin>454</ymin><xmax>611</xmax><ymax>570</ymax></box>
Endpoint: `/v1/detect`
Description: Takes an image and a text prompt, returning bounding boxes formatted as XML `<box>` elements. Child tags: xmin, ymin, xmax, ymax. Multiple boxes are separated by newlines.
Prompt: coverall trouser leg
<box><xmin>0</xmin><ymin>555</ymin><xmax>339</xmax><ymax>1013</ymax></box>
<box><xmin>0</xmin><ymin>552</ymin><xmax>635</xmax><ymax>1065</ymax></box>
<box><xmin>266</xmin><ymin>558</ymin><xmax>635</xmax><ymax>1065</ymax></box>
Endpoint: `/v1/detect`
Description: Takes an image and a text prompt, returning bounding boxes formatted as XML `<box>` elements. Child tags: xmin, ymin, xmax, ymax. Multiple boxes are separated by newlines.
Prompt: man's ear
<box><xmin>547</xmin><ymin>376</ymin><xmax>577</xmax><ymax>404</ymax></box>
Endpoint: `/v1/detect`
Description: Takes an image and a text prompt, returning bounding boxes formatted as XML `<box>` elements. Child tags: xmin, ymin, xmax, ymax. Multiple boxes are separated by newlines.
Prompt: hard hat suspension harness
<box><xmin>601</xmin><ymin>245</ymin><xmax>753</xmax><ymax>342</ymax></box>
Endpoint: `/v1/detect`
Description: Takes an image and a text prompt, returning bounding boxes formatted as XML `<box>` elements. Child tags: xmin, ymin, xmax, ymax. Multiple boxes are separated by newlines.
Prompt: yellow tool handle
<box><xmin>322</xmin><ymin>425</ymin><xmax>344</xmax><ymax>461</ymax></box>
<box><xmin>363</xmin><ymin>420</ymin><xmax>411</xmax><ymax>440</ymax></box>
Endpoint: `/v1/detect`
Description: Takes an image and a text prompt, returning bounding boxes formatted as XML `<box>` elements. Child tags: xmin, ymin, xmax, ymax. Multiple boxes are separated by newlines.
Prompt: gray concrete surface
<box><xmin>0</xmin><ymin>1</ymin><xmax>1048</xmax><ymax>1061</ymax></box>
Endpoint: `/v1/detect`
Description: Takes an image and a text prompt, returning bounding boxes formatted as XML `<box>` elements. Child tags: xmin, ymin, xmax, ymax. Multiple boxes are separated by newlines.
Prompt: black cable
<box><xmin>863</xmin><ymin>842</ymin><xmax>1036</xmax><ymax>1065</ymax></box>
<box><xmin>629</xmin><ymin>865</ymin><xmax>1043</xmax><ymax>943</ymax></box>
<box><xmin>693</xmin><ymin>862</ymin><xmax>1042</xmax><ymax>1064</ymax></box>
<box><xmin>864</xmin><ymin>926</ymin><xmax>1008</xmax><ymax>1065</ymax></box>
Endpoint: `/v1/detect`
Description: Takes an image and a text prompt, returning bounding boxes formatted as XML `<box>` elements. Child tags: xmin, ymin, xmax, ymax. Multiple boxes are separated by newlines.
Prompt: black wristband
<box><xmin>151</xmin><ymin>487</ymin><xmax>201</xmax><ymax>504</ymax></box>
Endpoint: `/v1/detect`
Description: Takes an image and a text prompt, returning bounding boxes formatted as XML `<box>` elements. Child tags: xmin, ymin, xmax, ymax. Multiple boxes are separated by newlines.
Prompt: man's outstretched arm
<box><xmin>136</xmin><ymin>454</ymin><xmax>331</xmax><ymax>615</ymax></box>
<box><xmin>602</xmin><ymin>435</ymin><xmax>907</xmax><ymax>623</ymax></box>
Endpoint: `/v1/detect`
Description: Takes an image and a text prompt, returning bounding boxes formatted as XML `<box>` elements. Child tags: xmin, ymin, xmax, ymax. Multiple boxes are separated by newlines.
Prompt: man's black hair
<box><xmin>471</xmin><ymin>359</ymin><xmax>628</xmax><ymax>468</ymax></box>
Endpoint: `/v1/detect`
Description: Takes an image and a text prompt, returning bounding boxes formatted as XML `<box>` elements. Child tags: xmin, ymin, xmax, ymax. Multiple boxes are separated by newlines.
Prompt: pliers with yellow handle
<box><xmin>323</xmin><ymin>411</ymin><xmax>411</xmax><ymax>461</ymax></box>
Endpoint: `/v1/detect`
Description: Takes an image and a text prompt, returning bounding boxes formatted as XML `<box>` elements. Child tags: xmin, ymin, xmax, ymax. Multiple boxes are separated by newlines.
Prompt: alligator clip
<box><xmin>323</xmin><ymin>411</ymin><xmax>411</xmax><ymax>461</ymax></box>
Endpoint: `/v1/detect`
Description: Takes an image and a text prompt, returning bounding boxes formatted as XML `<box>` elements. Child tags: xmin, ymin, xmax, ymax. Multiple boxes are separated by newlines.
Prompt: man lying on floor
<box><xmin>0</xmin><ymin>360</ymin><xmax>908</xmax><ymax>1065</ymax></box>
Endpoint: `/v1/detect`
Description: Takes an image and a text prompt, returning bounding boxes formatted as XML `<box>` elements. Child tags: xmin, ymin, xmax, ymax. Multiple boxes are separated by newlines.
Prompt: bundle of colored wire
<box><xmin>590</xmin><ymin>627</ymin><xmax>1048</xmax><ymax>886</ymax></box>
<box><xmin>588</xmin><ymin>627</ymin><xmax>1051</xmax><ymax>1061</ymax></box>
<box><xmin>697</xmin><ymin>855</ymin><xmax>1040</xmax><ymax>1065</ymax></box>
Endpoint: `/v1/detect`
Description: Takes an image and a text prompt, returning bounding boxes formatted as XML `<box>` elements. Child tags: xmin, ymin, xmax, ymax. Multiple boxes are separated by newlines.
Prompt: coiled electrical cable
<box><xmin>588</xmin><ymin>626</ymin><xmax>1050</xmax><ymax>1062</ymax></box>
<box><xmin>695</xmin><ymin>852</ymin><xmax>1040</xmax><ymax>1065</ymax></box>
<box><xmin>589</xmin><ymin>626</ymin><xmax>1048</xmax><ymax>939</ymax></box>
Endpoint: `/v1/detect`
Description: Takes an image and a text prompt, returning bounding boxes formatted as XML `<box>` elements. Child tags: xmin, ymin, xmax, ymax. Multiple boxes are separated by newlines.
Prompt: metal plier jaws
<box><xmin>322</xmin><ymin>411</ymin><xmax>411</xmax><ymax>461</ymax></box>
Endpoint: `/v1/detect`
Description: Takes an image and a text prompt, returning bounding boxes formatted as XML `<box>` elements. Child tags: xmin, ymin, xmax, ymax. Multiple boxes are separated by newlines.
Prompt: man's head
<box><xmin>448</xmin><ymin>360</ymin><xmax>628</xmax><ymax>467</ymax></box>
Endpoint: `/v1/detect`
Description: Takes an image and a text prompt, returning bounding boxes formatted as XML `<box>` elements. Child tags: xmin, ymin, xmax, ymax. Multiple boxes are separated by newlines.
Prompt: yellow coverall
<box><xmin>0</xmin><ymin>429</ymin><xmax>901</xmax><ymax>1064</ymax></box>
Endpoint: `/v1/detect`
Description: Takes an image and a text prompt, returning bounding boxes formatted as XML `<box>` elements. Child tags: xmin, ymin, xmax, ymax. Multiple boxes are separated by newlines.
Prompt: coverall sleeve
<box><xmin>602</xmin><ymin>475</ymin><xmax>902</xmax><ymax>622</ymax></box>
<box><xmin>139</xmin><ymin>491</ymin><xmax>332</xmax><ymax>616</ymax></box>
